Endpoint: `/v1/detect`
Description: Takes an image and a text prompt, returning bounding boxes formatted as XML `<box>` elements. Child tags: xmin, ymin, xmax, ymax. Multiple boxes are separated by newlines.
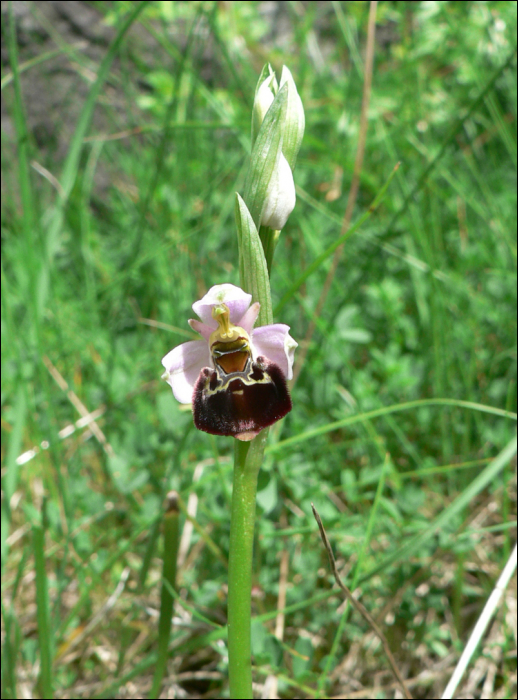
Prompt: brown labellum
<box><xmin>192</xmin><ymin>355</ymin><xmax>292</xmax><ymax>439</ymax></box>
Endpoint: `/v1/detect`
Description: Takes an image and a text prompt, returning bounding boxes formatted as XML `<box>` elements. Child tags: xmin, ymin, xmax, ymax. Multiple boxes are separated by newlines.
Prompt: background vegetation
<box><xmin>2</xmin><ymin>1</ymin><xmax>516</xmax><ymax>698</ymax></box>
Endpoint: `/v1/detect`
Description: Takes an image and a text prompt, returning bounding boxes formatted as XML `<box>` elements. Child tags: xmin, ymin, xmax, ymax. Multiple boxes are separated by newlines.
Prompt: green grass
<box><xmin>1</xmin><ymin>1</ymin><xmax>517</xmax><ymax>698</ymax></box>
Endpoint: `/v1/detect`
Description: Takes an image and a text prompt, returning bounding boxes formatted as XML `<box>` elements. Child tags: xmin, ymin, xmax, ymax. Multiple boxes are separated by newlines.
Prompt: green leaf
<box><xmin>293</xmin><ymin>636</ymin><xmax>314</xmax><ymax>679</ymax></box>
<box><xmin>338</xmin><ymin>328</ymin><xmax>373</xmax><ymax>343</ymax></box>
<box><xmin>256</xmin><ymin>474</ymin><xmax>278</xmax><ymax>513</ymax></box>
<box><xmin>235</xmin><ymin>193</ymin><xmax>273</xmax><ymax>326</ymax></box>
<box><xmin>250</xmin><ymin>619</ymin><xmax>268</xmax><ymax>657</ymax></box>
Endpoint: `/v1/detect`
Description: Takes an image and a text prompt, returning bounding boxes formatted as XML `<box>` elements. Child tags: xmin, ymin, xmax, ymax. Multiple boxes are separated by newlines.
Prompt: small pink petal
<box><xmin>237</xmin><ymin>302</ymin><xmax>261</xmax><ymax>333</ymax></box>
<box><xmin>251</xmin><ymin>324</ymin><xmax>297</xmax><ymax>380</ymax></box>
<box><xmin>161</xmin><ymin>340</ymin><xmax>211</xmax><ymax>404</ymax></box>
<box><xmin>188</xmin><ymin>319</ymin><xmax>213</xmax><ymax>342</ymax></box>
<box><xmin>192</xmin><ymin>284</ymin><xmax>252</xmax><ymax>324</ymax></box>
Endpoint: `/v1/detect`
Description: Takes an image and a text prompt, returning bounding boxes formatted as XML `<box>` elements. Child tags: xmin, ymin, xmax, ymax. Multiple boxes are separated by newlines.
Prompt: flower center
<box><xmin>209</xmin><ymin>304</ymin><xmax>251</xmax><ymax>374</ymax></box>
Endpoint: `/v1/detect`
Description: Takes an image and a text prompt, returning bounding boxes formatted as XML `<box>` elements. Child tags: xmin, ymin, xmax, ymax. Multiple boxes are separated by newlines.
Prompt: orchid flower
<box><xmin>162</xmin><ymin>284</ymin><xmax>297</xmax><ymax>441</ymax></box>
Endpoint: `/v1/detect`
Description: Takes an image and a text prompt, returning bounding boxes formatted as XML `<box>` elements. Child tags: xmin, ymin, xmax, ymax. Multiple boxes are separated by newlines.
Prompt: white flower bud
<box><xmin>260</xmin><ymin>153</ymin><xmax>296</xmax><ymax>230</ymax></box>
<box><xmin>255</xmin><ymin>77</ymin><xmax>275</xmax><ymax>122</ymax></box>
<box><xmin>252</xmin><ymin>74</ymin><xmax>276</xmax><ymax>146</ymax></box>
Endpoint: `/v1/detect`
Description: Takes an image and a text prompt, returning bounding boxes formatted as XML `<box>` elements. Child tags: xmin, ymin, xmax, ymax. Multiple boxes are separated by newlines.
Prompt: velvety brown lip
<box><xmin>192</xmin><ymin>357</ymin><xmax>292</xmax><ymax>438</ymax></box>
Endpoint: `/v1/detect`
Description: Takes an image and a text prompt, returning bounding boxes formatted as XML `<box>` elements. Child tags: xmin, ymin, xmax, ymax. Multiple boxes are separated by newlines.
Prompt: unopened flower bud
<box><xmin>260</xmin><ymin>153</ymin><xmax>296</xmax><ymax>230</ymax></box>
<box><xmin>252</xmin><ymin>73</ymin><xmax>277</xmax><ymax>146</ymax></box>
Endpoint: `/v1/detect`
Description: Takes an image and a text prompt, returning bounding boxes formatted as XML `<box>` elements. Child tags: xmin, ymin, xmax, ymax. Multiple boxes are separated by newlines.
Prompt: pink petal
<box><xmin>251</xmin><ymin>324</ymin><xmax>297</xmax><ymax>380</ymax></box>
<box><xmin>161</xmin><ymin>340</ymin><xmax>211</xmax><ymax>404</ymax></box>
<box><xmin>192</xmin><ymin>284</ymin><xmax>252</xmax><ymax>325</ymax></box>
<box><xmin>188</xmin><ymin>319</ymin><xmax>213</xmax><ymax>342</ymax></box>
<box><xmin>237</xmin><ymin>302</ymin><xmax>261</xmax><ymax>333</ymax></box>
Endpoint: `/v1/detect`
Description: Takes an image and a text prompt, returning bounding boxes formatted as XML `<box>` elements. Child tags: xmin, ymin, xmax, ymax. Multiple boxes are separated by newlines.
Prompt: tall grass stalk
<box><xmin>32</xmin><ymin>518</ymin><xmax>53</xmax><ymax>699</ymax></box>
<box><xmin>150</xmin><ymin>492</ymin><xmax>180</xmax><ymax>699</ymax></box>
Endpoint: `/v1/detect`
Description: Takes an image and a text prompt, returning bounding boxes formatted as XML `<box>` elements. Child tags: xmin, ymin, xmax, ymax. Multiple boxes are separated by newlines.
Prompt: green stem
<box><xmin>228</xmin><ymin>431</ymin><xmax>268</xmax><ymax>699</ymax></box>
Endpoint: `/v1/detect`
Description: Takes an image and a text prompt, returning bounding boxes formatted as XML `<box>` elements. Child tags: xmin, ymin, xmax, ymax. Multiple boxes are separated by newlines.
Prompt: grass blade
<box><xmin>363</xmin><ymin>435</ymin><xmax>517</xmax><ymax>582</ymax></box>
<box><xmin>274</xmin><ymin>162</ymin><xmax>400</xmax><ymax>315</ymax></box>
<box><xmin>149</xmin><ymin>493</ymin><xmax>180</xmax><ymax>699</ymax></box>
<box><xmin>268</xmin><ymin>398</ymin><xmax>516</xmax><ymax>453</ymax></box>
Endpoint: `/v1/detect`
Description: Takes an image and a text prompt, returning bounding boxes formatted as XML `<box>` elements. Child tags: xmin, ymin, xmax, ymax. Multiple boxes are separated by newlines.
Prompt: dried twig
<box><xmin>55</xmin><ymin>566</ymin><xmax>131</xmax><ymax>662</ymax></box>
<box><xmin>311</xmin><ymin>503</ymin><xmax>412</xmax><ymax>700</ymax></box>
<box><xmin>43</xmin><ymin>355</ymin><xmax>114</xmax><ymax>456</ymax></box>
<box><xmin>15</xmin><ymin>406</ymin><xmax>105</xmax><ymax>466</ymax></box>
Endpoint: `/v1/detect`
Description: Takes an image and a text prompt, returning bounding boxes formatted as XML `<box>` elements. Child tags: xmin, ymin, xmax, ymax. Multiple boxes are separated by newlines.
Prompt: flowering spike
<box><xmin>244</xmin><ymin>65</ymin><xmax>304</xmax><ymax>234</ymax></box>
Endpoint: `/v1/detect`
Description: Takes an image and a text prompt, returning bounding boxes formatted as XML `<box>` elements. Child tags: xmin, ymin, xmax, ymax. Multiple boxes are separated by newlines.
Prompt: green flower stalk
<box><xmin>161</xmin><ymin>64</ymin><xmax>304</xmax><ymax>698</ymax></box>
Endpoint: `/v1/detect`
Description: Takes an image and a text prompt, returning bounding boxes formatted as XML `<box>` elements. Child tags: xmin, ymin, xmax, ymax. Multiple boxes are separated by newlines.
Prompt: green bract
<box><xmin>235</xmin><ymin>194</ymin><xmax>273</xmax><ymax>327</ymax></box>
<box><xmin>279</xmin><ymin>65</ymin><xmax>305</xmax><ymax>170</ymax></box>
